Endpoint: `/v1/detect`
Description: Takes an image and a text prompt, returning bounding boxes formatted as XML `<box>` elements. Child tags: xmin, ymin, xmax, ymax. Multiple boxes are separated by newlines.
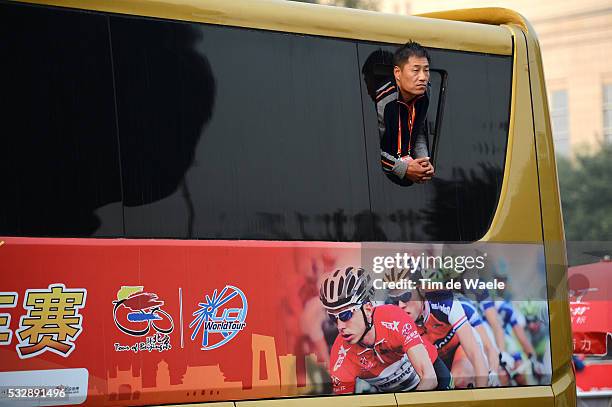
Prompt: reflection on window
<box><xmin>604</xmin><ymin>84</ymin><xmax>612</xmax><ymax>144</ymax></box>
<box><xmin>551</xmin><ymin>90</ymin><xmax>570</xmax><ymax>156</ymax></box>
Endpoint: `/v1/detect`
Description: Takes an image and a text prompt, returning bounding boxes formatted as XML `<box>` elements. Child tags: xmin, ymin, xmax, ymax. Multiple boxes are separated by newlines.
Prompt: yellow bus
<box><xmin>0</xmin><ymin>0</ymin><xmax>574</xmax><ymax>406</ymax></box>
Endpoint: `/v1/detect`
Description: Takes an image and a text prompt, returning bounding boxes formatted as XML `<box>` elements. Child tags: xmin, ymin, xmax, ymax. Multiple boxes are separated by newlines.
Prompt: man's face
<box><xmin>394</xmin><ymin>56</ymin><xmax>430</xmax><ymax>101</ymax></box>
<box><xmin>527</xmin><ymin>320</ymin><xmax>541</xmax><ymax>334</ymax></box>
<box><xmin>332</xmin><ymin>304</ymin><xmax>370</xmax><ymax>345</ymax></box>
<box><xmin>398</xmin><ymin>299</ymin><xmax>423</xmax><ymax>321</ymax></box>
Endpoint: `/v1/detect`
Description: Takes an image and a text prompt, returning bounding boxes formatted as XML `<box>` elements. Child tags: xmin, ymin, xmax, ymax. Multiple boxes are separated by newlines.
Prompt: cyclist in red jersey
<box><xmin>384</xmin><ymin>269</ymin><xmax>489</xmax><ymax>388</ymax></box>
<box><xmin>319</xmin><ymin>266</ymin><xmax>438</xmax><ymax>394</ymax></box>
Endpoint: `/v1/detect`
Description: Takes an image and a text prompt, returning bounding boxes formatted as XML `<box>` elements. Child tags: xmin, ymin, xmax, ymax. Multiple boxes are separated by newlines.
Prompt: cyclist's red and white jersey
<box><xmin>417</xmin><ymin>291</ymin><xmax>468</xmax><ymax>361</ymax></box>
<box><xmin>329</xmin><ymin>304</ymin><xmax>431</xmax><ymax>394</ymax></box>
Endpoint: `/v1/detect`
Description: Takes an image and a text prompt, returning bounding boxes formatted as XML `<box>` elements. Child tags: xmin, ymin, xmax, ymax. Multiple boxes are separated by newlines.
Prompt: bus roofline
<box><xmin>417</xmin><ymin>7</ymin><xmax>531</xmax><ymax>33</ymax></box>
<box><xmin>14</xmin><ymin>0</ymin><xmax>513</xmax><ymax>55</ymax></box>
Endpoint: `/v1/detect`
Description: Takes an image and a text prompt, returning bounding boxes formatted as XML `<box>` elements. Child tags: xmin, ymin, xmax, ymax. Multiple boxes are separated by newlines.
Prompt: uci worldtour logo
<box><xmin>190</xmin><ymin>285</ymin><xmax>247</xmax><ymax>350</ymax></box>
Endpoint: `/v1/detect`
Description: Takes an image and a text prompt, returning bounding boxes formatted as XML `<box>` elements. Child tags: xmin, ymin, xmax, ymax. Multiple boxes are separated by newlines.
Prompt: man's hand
<box><xmin>405</xmin><ymin>157</ymin><xmax>435</xmax><ymax>183</ymax></box>
<box><xmin>487</xmin><ymin>370</ymin><xmax>501</xmax><ymax>387</ymax></box>
<box><xmin>529</xmin><ymin>354</ymin><xmax>546</xmax><ymax>376</ymax></box>
<box><xmin>499</xmin><ymin>351</ymin><xmax>516</xmax><ymax>371</ymax></box>
<box><xmin>420</xmin><ymin>158</ymin><xmax>435</xmax><ymax>182</ymax></box>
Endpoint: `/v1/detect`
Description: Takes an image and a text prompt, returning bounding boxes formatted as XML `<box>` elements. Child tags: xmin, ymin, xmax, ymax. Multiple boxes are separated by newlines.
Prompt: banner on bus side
<box><xmin>0</xmin><ymin>239</ymin><xmax>552</xmax><ymax>406</ymax></box>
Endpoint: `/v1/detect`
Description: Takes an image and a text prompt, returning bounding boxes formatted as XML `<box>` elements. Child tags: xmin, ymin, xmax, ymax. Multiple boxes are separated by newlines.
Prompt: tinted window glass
<box><xmin>112</xmin><ymin>17</ymin><xmax>371</xmax><ymax>240</ymax></box>
<box><xmin>0</xmin><ymin>2</ymin><xmax>123</xmax><ymax>237</ymax></box>
<box><xmin>358</xmin><ymin>44</ymin><xmax>511</xmax><ymax>241</ymax></box>
<box><xmin>1</xmin><ymin>4</ymin><xmax>511</xmax><ymax>243</ymax></box>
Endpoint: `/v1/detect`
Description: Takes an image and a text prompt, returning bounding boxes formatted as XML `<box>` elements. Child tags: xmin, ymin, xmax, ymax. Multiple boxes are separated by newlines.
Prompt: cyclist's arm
<box><xmin>406</xmin><ymin>343</ymin><xmax>437</xmax><ymax>390</ymax></box>
<box><xmin>475</xmin><ymin>324</ymin><xmax>499</xmax><ymax>372</ymax></box>
<box><xmin>512</xmin><ymin>324</ymin><xmax>536</xmax><ymax>356</ymax></box>
<box><xmin>456</xmin><ymin>323</ymin><xmax>488</xmax><ymax>387</ymax></box>
<box><xmin>484</xmin><ymin>306</ymin><xmax>506</xmax><ymax>352</ymax></box>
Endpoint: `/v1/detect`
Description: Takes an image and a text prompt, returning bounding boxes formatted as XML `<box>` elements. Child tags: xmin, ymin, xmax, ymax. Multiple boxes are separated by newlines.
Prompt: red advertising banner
<box><xmin>0</xmin><ymin>238</ymin><xmax>552</xmax><ymax>406</ymax></box>
<box><xmin>569</xmin><ymin>262</ymin><xmax>612</xmax><ymax>356</ymax></box>
<box><xmin>576</xmin><ymin>361</ymin><xmax>612</xmax><ymax>393</ymax></box>
<box><xmin>0</xmin><ymin>238</ymin><xmax>361</xmax><ymax>406</ymax></box>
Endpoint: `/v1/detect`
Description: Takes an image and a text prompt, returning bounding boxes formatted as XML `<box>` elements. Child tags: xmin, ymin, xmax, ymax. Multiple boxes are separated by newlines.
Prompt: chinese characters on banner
<box><xmin>570</xmin><ymin>287</ymin><xmax>608</xmax><ymax>355</ymax></box>
<box><xmin>1</xmin><ymin>285</ymin><xmax>87</xmax><ymax>359</ymax></box>
<box><xmin>0</xmin><ymin>292</ymin><xmax>18</xmax><ymax>345</ymax></box>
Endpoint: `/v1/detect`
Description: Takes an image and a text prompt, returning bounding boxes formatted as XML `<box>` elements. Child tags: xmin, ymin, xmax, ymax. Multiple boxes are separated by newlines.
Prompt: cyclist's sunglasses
<box><xmin>328</xmin><ymin>306</ymin><xmax>361</xmax><ymax>323</ymax></box>
<box><xmin>387</xmin><ymin>291</ymin><xmax>413</xmax><ymax>305</ymax></box>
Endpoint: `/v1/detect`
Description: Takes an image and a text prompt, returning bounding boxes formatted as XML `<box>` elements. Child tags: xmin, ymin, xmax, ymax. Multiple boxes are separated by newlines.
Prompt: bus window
<box><xmin>358</xmin><ymin>48</ymin><xmax>445</xmax><ymax>165</ymax></box>
<box><xmin>0</xmin><ymin>3</ymin><xmax>123</xmax><ymax>237</ymax></box>
<box><xmin>111</xmin><ymin>17</ymin><xmax>371</xmax><ymax>241</ymax></box>
<box><xmin>358</xmin><ymin>43</ymin><xmax>511</xmax><ymax>242</ymax></box>
<box><xmin>109</xmin><ymin>16</ymin><xmax>216</xmax><ymax>239</ymax></box>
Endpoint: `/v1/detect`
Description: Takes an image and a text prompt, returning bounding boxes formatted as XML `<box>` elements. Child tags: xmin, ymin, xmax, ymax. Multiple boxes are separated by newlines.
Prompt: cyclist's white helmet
<box><xmin>319</xmin><ymin>266</ymin><xmax>373</xmax><ymax>311</ymax></box>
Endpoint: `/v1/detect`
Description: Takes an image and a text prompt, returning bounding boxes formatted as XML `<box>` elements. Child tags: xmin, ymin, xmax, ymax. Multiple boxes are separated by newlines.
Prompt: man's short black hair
<box><xmin>393</xmin><ymin>41</ymin><xmax>430</xmax><ymax>68</ymax></box>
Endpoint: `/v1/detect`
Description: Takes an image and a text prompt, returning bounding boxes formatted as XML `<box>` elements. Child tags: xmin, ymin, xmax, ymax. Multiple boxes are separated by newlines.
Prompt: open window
<box><xmin>358</xmin><ymin>46</ymin><xmax>445</xmax><ymax>168</ymax></box>
<box><xmin>358</xmin><ymin>43</ymin><xmax>511</xmax><ymax>242</ymax></box>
